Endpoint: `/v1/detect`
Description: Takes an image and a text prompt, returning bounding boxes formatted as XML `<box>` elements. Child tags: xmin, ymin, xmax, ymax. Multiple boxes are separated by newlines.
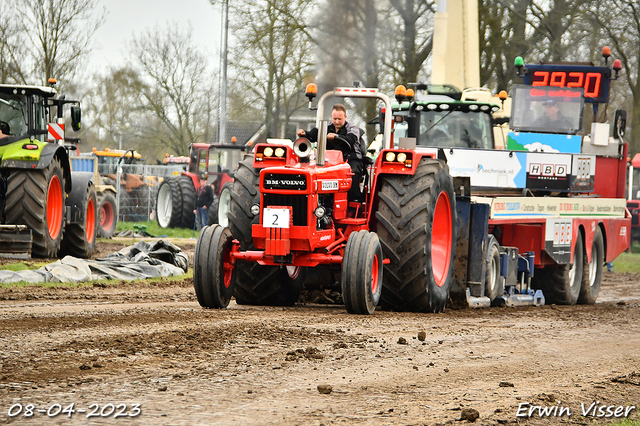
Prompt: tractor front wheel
<box><xmin>97</xmin><ymin>191</ymin><xmax>117</xmax><ymax>238</ymax></box>
<box><xmin>5</xmin><ymin>157</ymin><xmax>66</xmax><ymax>258</ymax></box>
<box><xmin>341</xmin><ymin>230</ymin><xmax>383</xmax><ymax>314</ymax></box>
<box><xmin>61</xmin><ymin>184</ymin><xmax>97</xmax><ymax>258</ymax></box>
<box><xmin>194</xmin><ymin>225</ymin><xmax>235</xmax><ymax>308</ymax></box>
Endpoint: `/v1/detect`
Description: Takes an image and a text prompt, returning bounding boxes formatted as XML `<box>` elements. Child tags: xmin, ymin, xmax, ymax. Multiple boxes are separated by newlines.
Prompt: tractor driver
<box><xmin>296</xmin><ymin>104</ymin><xmax>365</xmax><ymax>202</ymax></box>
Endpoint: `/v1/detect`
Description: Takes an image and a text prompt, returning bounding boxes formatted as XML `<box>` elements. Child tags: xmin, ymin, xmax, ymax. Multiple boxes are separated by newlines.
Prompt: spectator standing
<box><xmin>195</xmin><ymin>177</ymin><xmax>214</xmax><ymax>229</ymax></box>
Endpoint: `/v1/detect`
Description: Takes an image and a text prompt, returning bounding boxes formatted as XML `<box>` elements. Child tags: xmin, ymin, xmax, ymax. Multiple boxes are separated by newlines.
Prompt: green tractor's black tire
<box><xmin>178</xmin><ymin>175</ymin><xmax>197</xmax><ymax>229</ymax></box>
<box><xmin>155</xmin><ymin>177</ymin><xmax>183</xmax><ymax>228</ymax></box>
<box><xmin>375</xmin><ymin>158</ymin><xmax>457</xmax><ymax>312</ymax></box>
<box><xmin>61</xmin><ymin>184</ymin><xmax>97</xmax><ymax>258</ymax></box>
<box><xmin>96</xmin><ymin>191</ymin><xmax>118</xmax><ymax>238</ymax></box>
<box><xmin>207</xmin><ymin>195</ymin><xmax>219</xmax><ymax>226</ymax></box>
<box><xmin>532</xmin><ymin>231</ymin><xmax>584</xmax><ymax>305</ymax></box>
<box><xmin>227</xmin><ymin>154</ymin><xmax>302</xmax><ymax>306</ymax></box>
<box><xmin>5</xmin><ymin>157</ymin><xmax>66</xmax><ymax>258</ymax></box>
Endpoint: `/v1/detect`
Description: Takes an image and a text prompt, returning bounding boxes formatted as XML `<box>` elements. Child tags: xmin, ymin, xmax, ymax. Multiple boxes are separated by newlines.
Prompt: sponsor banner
<box><xmin>507</xmin><ymin>132</ymin><xmax>582</xmax><ymax>154</ymax></box>
<box><xmin>472</xmin><ymin>196</ymin><xmax>628</xmax><ymax>219</ymax></box>
<box><xmin>525</xmin><ymin>152</ymin><xmax>572</xmax><ymax>191</ymax></box>
<box><xmin>444</xmin><ymin>149</ymin><xmax>526</xmax><ymax>188</ymax></box>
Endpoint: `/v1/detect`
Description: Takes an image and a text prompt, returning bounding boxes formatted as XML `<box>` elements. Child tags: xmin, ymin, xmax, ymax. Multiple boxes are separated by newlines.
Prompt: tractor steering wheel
<box><xmin>330</xmin><ymin>135</ymin><xmax>352</xmax><ymax>155</ymax></box>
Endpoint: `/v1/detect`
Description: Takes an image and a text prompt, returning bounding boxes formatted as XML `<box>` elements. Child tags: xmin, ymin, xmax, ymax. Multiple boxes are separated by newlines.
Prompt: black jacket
<box><xmin>196</xmin><ymin>184</ymin><xmax>214</xmax><ymax>208</ymax></box>
<box><xmin>304</xmin><ymin>121</ymin><xmax>362</xmax><ymax>160</ymax></box>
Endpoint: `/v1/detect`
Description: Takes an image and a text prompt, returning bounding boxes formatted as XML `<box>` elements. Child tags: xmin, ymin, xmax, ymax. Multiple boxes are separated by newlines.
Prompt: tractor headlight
<box><xmin>314</xmin><ymin>206</ymin><xmax>326</xmax><ymax>218</ymax></box>
<box><xmin>385</xmin><ymin>152</ymin><xmax>396</xmax><ymax>162</ymax></box>
<box><xmin>274</xmin><ymin>147</ymin><xmax>285</xmax><ymax>158</ymax></box>
<box><xmin>250</xmin><ymin>204</ymin><xmax>261</xmax><ymax>216</ymax></box>
<box><xmin>397</xmin><ymin>152</ymin><xmax>407</xmax><ymax>163</ymax></box>
<box><xmin>263</xmin><ymin>147</ymin><xmax>274</xmax><ymax>157</ymax></box>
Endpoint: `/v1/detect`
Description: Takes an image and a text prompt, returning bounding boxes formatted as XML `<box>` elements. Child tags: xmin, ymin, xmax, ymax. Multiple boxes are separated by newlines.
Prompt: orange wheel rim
<box><xmin>100</xmin><ymin>202</ymin><xmax>114</xmax><ymax>229</ymax></box>
<box><xmin>431</xmin><ymin>191</ymin><xmax>452</xmax><ymax>287</ymax></box>
<box><xmin>371</xmin><ymin>254</ymin><xmax>379</xmax><ymax>294</ymax></box>
<box><xmin>86</xmin><ymin>198</ymin><xmax>96</xmax><ymax>243</ymax></box>
<box><xmin>47</xmin><ymin>175</ymin><xmax>63</xmax><ymax>240</ymax></box>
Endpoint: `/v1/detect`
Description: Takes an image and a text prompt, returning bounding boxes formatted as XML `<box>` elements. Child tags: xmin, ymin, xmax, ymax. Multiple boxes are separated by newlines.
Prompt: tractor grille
<box><xmin>263</xmin><ymin>194</ymin><xmax>308</xmax><ymax>226</ymax></box>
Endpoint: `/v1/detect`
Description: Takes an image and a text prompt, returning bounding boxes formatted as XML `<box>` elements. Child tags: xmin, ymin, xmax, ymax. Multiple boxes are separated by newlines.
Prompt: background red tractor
<box><xmin>155</xmin><ymin>141</ymin><xmax>250</xmax><ymax>229</ymax></box>
<box><xmin>193</xmin><ymin>85</ymin><xmax>458</xmax><ymax>314</ymax></box>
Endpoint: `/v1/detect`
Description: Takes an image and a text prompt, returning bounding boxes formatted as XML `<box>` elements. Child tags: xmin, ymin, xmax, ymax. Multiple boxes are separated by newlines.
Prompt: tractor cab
<box><xmin>391</xmin><ymin>84</ymin><xmax>500</xmax><ymax>150</ymax></box>
<box><xmin>0</xmin><ymin>83</ymin><xmax>81</xmax><ymax>148</ymax></box>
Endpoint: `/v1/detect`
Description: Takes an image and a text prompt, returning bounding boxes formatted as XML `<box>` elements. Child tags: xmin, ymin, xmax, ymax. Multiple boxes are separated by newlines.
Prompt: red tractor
<box><xmin>194</xmin><ymin>86</ymin><xmax>457</xmax><ymax>314</ymax></box>
<box><xmin>155</xmin><ymin>141</ymin><xmax>249</xmax><ymax>229</ymax></box>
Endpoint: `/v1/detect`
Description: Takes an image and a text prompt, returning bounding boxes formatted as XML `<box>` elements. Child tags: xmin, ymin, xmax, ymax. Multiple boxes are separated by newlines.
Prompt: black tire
<box><xmin>217</xmin><ymin>181</ymin><xmax>234</xmax><ymax>228</ymax></box>
<box><xmin>485</xmin><ymin>235</ymin><xmax>504</xmax><ymax>301</ymax></box>
<box><xmin>61</xmin><ymin>184</ymin><xmax>97</xmax><ymax>258</ymax></box>
<box><xmin>375</xmin><ymin>158</ymin><xmax>457</xmax><ymax>312</ymax></box>
<box><xmin>97</xmin><ymin>191</ymin><xmax>117</xmax><ymax>238</ymax></box>
<box><xmin>155</xmin><ymin>177</ymin><xmax>183</xmax><ymax>228</ymax></box>
<box><xmin>227</xmin><ymin>154</ymin><xmax>301</xmax><ymax>306</ymax></box>
<box><xmin>5</xmin><ymin>157</ymin><xmax>66</xmax><ymax>258</ymax></box>
<box><xmin>341</xmin><ymin>230</ymin><xmax>383</xmax><ymax>314</ymax></box>
<box><xmin>178</xmin><ymin>175</ymin><xmax>197</xmax><ymax>228</ymax></box>
<box><xmin>532</xmin><ymin>231</ymin><xmax>584</xmax><ymax>305</ymax></box>
<box><xmin>579</xmin><ymin>227</ymin><xmax>604</xmax><ymax>304</ymax></box>
<box><xmin>228</xmin><ymin>155</ymin><xmax>260</xmax><ymax>249</ymax></box>
<box><xmin>194</xmin><ymin>225</ymin><xmax>235</xmax><ymax>308</ymax></box>
<box><xmin>207</xmin><ymin>195</ymin><xmax>219</xmax><ymax>226</ymax></box>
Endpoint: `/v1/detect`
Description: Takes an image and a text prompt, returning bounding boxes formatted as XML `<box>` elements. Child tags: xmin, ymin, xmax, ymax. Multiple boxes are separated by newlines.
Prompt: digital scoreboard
<box><xmin>523</xmin><ymin>64</ymin><xmax>612</xmax><ymax>104</ymax></box>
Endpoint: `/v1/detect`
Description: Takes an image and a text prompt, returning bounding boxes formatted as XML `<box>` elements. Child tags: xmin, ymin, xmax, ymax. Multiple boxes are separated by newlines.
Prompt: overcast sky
<box><xmin>89</xmin><ymin>0</ymin><xmax>222</xmax><ymax>73</ymax></box>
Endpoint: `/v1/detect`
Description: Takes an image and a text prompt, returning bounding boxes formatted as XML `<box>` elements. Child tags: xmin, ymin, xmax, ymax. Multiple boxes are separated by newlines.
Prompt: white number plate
<box><xmin>322</xmin><ymin>180</ymin><xmax>339</xmax><ymax>191</ymax></box>
<box><xmin>263</xmin><ymin>208</ymin><xmax>290</xmax><ymax>228</ymax></box>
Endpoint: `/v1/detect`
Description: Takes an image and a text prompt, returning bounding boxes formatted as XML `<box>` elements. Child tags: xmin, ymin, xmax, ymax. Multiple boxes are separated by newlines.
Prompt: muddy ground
<box><xmin>0</xmin><ymin>240</ymin><xmax>639</xmax><ymax>425</ymax></box>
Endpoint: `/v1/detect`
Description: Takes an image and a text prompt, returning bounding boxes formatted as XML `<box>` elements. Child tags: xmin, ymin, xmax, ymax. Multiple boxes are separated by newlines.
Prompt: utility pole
<box><xmin>220</xmin><ymin>0</ymin><xmax>229</xmax><ymax>144</ymax></box>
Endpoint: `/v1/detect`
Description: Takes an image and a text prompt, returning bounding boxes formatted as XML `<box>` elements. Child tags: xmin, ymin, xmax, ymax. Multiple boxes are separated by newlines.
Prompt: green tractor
<box><xmin>0</xmin><ymin>81</ymin><xmax>97</xmax><ymax>258</ymax></box>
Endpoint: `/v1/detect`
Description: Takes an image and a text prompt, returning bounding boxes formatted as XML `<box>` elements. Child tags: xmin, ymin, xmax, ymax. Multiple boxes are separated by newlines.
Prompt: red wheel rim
<box><xmin>371</xmin><ymin>254</ymin><xmax>379</xmax><ymax>294</ymax></box>
<box><xmin>100</xmin><ymin>202</ymin><xmax>114</xmax><ymax>230</ymax></box>
<box><xmin>431</xmin><ymin>191</ymin><xmax>452</xmax><ymax>287</ymax></box>
<box><xmin>223</xmin><ymin>247</ymin><xmax>233</xmax><ymax>288</ymax></box>
<box><xmin>47</xmin><ymin>175</ymin><xmax>63</xmax><ymax>240</ymax></box>
<box><xmin>86</xmin><ymin>198</ymin><xmax>96</xmax><ymax>243</ymax></box>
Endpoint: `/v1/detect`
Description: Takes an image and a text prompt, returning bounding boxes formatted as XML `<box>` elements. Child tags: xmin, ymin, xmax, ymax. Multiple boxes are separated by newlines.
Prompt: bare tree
<box><xmin>384</xmin><ymin>0</ymin><xmax>436</xmax><ymax>84</ymax></box>
<box><xmin>13</xmin><ymin>0</ymin><xmax>105</xmax><ymax>85</ymax></box>
<box><xmin>128</xmin><ymin>23</ymin><xmax>216</xmax><ymax>156</ymax></box>
<box><xmin>0</xmin><ymin>2</ymin><xmax>29</xmax><ymax>84</ymax></box>
<box><xmin>231</xmin><ymin>0</ymin><xmax>315</xmax><ymax>138</ymax></box>
<box><xmin>587</xmin><ymin>0</ymin><xmax>640</xmax><ymax>154</ymax></box>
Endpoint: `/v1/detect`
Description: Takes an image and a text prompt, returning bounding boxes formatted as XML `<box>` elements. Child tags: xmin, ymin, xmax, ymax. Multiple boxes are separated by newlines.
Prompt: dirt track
<box><xmin>1</xmin><ymin>241</ymin><xmax>639</xmax><ymax>425</ymax></box>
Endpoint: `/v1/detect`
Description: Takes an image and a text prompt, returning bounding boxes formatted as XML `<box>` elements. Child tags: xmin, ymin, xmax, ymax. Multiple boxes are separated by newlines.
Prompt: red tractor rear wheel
<box><xmin>375</xmin><ymin>158</ymin><xmax>457</xmax><ymax>312</ymax></box>
<box><xmin>228</xmin><ymin>155</ymin><xmax>303</xmax><ymax>306</ymax></box>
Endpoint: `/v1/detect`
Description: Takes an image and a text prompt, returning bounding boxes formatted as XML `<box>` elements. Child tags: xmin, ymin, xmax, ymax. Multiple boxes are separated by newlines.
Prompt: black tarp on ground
<box><xmin>0</xmin><ymin>240</ymin><xmax>189</xmax><ymax>284</ymax></box>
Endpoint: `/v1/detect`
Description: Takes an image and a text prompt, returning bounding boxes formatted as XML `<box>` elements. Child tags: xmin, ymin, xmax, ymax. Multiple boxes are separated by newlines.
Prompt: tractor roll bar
<box><xmin>315</xmin><ymin>87</ymin><xmax>393</xmax><ymax>166</ymax></box>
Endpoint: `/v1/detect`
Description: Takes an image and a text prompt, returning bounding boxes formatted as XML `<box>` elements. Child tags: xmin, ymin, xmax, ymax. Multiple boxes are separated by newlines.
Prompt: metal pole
<box><xmin>220</xmin><ymin>0</ymin><xmax>229</xmax><ymax>144</ymax></box>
